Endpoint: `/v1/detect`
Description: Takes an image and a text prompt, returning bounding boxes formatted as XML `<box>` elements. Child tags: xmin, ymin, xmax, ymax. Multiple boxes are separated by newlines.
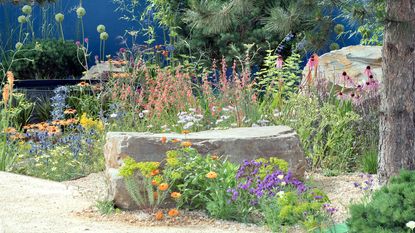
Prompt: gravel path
<box><xmin>0</xmin><ymin>172</ymin><xmax>268</xmax><ymax>233</ymax></box>
<box><xmin>0</xmin><ymin>171</ymin><xmax>377</xmax><ymax>233</ymax></box>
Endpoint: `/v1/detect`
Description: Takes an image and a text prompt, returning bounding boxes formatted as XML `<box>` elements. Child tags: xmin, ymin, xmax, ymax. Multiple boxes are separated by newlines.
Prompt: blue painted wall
<box><xmin>1</xmin><ymin>1</ymin><xmax>361</xmax><ymax>61</ymax></box>
<box><xmin>0</xmin><ymin>0</ymin><xmax>164</xmax><ymax>58</ymax></box>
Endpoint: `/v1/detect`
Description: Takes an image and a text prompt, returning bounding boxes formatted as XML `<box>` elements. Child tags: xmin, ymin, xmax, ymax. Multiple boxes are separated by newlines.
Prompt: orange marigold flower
<box><xmin>180</xmin><ymin>141</ymin><xmax>192</xmax><ymax>148</ymax></box>
<box><xmin>151</xmin><ymin>169</ymin><xmax>160</xmax><ymax>176</ymax></box>
<box><xmin>10</xmin><ymin>133</ymin><xmax>26</xmax><ymax>141</ymax></box>
<box><xmin>47</xmin><ymin>126</ymin><xmax>61</xmax><ymax>134</ymax></box>
<box><xmin>160</xmin><ymin>136</ymin><xmax>167</xmax><ymax>144</ymax></box>
<box><xmin>170</xmin><ymin>192</ymin><xmax>181</xmax><ymax>199</ymax></box>
<box><xmin>52</xmin><ymin>120</ymin><xmax>63</xmax><ymax>125</ymax></box>
<box><xmin>155</xmin><ymin>211</ymin><xmax>163</xmax><ymax>221</ymax></box>
<box><xmin>171</xmin><ymin>138</ymin><xmax>182</xmax><ymax>143</ymax></box>
<box><xmin>168</xmin><ymin>209</ymin><xmax>179</xmax><ymax>217</ymax></box>
<box><xmin>158</xmin><ymin>183</ymin><xmax>169</xmax><ymax>191</ymax></box>
<box><xmin>206</xmin><ymin>171</ymin><xmax>218</xmax><ymax>179</ymax></box>
<box><xmin>4</xmin><ymin>127</ymin><xmax>16</xmax><ymax>134</ymax></box>
<box><xmin>66</xmin><ymin>118</ymin><xmax>79</xmax><ymax>125</ymax></box>
<box><xmin>77</xmin><ymin>81</ymin><xmax>89</xmax><ymax>87</ymax></box>
<box><xmin>64</xmin><ymin>109</ymin><xmax>77</xmax><ymax>115</ymax></box>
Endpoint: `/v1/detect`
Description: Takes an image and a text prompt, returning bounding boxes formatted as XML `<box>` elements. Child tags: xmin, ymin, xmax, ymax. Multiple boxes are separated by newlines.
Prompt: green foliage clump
<box><xmin>256</xmin><ymin>51</ymin><xmax>302</xmax><ymax>97</ymax></box>
<box><xmin>9</xmin><ymin>40</ymin><xmax>84</xmax><ymax>80</ymax></box>
<box><xmin>261</xmin><ymin>188</ymin><xmax>329</xmax><ymax>232</ymax></box>
<box><xmin>275</xmin><ymin>94</ymin><xmax>360</xmax><ymax>172</ymax></box>
<box><xmin>347</xmin><ymin>170</ymin><xmax>415</xmax><ymax>233</ymax></box>
<box><xmin>2</xmin><ymin>92</ymin><xmax>34</xmax><ymax>129</ymax></box>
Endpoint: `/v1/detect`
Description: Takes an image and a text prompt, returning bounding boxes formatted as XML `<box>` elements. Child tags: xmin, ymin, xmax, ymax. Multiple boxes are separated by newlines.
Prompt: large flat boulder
<box><xmin>104</xmin><ymin>126</ymin><xmax>306</xmax><ymax>209</ymax></box>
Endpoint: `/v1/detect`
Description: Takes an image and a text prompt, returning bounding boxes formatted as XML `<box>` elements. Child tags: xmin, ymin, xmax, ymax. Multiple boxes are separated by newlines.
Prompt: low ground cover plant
<box><xmin>119</xmin><ymin>141</ymin><xmax>337</xmax><ymax>232</ymax></box>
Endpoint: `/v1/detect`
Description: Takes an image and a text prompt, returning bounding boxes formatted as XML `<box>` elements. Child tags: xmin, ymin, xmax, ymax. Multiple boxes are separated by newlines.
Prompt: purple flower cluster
<box><xmin>353</xmin><ymin>174</ymin><xmax>374</xmax><ymax>191</ymax></box>
<box><xmin>323</xmin><ymin>203</ymin><xmax>338</xmax><ymax>216</ymax></box>
<box><xmin>228</xmin><ymin>160</ymin><xmax>307</xmax><ymax>204</ymax></box>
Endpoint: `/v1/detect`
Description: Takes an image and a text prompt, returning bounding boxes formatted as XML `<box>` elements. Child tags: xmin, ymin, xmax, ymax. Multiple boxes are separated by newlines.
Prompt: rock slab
<box><xmin>303</xmin><ymin>45</ymin><xmax>382</xmax><ymax>85</ymax></box>
<box><xmin>104</xmin><ymin>126</ymin><xmax>306</xmax><ymax>209</ymax></box>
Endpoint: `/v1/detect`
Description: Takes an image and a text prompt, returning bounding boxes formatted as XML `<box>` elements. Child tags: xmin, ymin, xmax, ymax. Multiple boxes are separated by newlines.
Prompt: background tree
<box><xmin>378</xmin><ymin>0</ymin><xmax>415</xmax><ymax>181</ymax></box>
<box><xmin>146</xmin><ymin>0</ymin><xmax>337</xmax><ymax>64</ymax></box>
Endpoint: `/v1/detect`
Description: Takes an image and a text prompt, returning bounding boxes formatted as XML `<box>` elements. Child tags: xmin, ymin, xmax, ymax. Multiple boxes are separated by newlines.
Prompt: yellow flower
<box><xmin>80</xmin><ymin>113</ymin><xmax>104</xmax><ymax>131</ymax></box>
<box><xmin>181</xmin><ymin>130</ymin><xmax>190</xmax><ymax>135</ymax></box>
<box><xmin>206</xmin><ymin>171</ymin><xmax>218</xmax><ymax>179</ymax></box>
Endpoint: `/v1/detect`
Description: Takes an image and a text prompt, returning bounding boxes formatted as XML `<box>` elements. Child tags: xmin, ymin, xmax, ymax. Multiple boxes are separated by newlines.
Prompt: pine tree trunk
<box><xmin>378</xmin><ymin>0</ymin><xmax>415</xmax><ymax>182</ymax></box>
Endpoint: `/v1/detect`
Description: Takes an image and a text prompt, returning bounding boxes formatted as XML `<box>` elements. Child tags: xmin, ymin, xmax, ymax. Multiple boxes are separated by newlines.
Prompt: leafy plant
<box><xmin>361</xmin><ymin>146</ymin><xmax>378</xmax><ymax>174</ymax></box>
<box><xmin>256</xmin><ymin>50</ymin><xmax>302</xmax><ymax>97</ymax></box>
<box><xmin>8</xmin><ymin>40</ymin><xmax>84</xmax><ymax>80</ymax></box>
<box><xmin>347</xmin><ymin>170</ymin><xmax>415</xmax><ymax>233</ymax></box>
<box><xmin>275</xmin><ymin>94</ymin><xmax>360</xmax><ymax>172</ymax></box>
<box><xmin>33</xmin><ymin>95</ymin><xmax>52</xmax><ymax>122</ymax></box>
<box><xmin>119</xmin><ymin>156</ymin><xmax>176</xmax><ymax>210</ymax></box>
<box><xmin>96</xmin><ymin>200</ymin><xmax>117</xmax><ymax>215</ymax></box>
<box><xmin>5</xmin><ymin>92</ymin><xmax>34</xmax><ymax>129</ymax></box>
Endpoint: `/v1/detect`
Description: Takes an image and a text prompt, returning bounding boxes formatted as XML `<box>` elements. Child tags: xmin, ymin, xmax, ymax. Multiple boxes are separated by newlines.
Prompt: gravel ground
<box><xmin>64</xmin><ymin>171</ymin><xmax>379</xmax><ymax>231</ymax></box>
<box><xmin>0</xmin><ymin>171</ymin><xmax>378</xmax><ymax>233</ymax></box>
<box><xmin>310</xmin><ymin>172</ymin><xmax>379</xmax><ymax>223</ymax></box>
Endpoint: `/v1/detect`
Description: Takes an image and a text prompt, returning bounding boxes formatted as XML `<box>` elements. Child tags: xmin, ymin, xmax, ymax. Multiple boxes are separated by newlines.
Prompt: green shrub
<box><xmin>9</xmin><ymin>40</ymin><xmax>84</xmax><ymax>80</ymax></box>
<box><xmin>347</xmin><ymin>170</ymin><xmax>415</xmax><ymax>233</ymax></box>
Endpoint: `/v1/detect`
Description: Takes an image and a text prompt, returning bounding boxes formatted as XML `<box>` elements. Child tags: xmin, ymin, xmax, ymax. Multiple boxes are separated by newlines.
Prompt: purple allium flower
<box><xmin>75</xmin><ymin>41</ymin><xmax>81</xmax><ymax>47</ymax></box>
<box><xmin>314</xmin><ymin>195</ymin><xmax>323</xmax><ymax>200</ymax></box>
<box><xmin>84</xmin><ymin>37</ymin><xmax>89</xmax><ymax>44</ymax></box>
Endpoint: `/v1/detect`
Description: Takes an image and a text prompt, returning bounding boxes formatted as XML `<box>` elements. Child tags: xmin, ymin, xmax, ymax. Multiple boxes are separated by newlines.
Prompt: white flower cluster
<box><xmin>177</xmin><ymin>109</ymin><xmax>203</xmax><ymax>130</ymax></box>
